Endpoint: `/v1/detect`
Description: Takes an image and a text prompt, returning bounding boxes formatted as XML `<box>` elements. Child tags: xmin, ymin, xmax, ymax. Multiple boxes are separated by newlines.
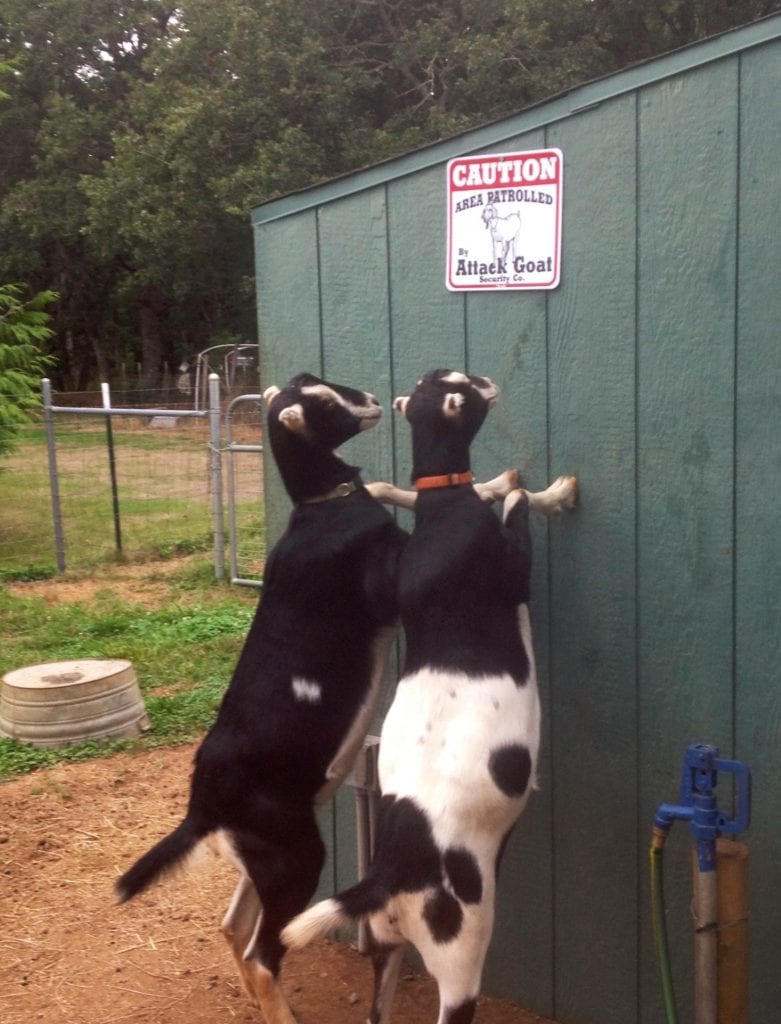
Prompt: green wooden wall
<box><xmin>252</xmin><ymin>17</ymin><xmax>780</xmax><ymax>1024</ymax></box>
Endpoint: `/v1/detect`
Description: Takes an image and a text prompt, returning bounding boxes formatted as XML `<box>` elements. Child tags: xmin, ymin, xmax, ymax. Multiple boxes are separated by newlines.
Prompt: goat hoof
<box><xmin>559</xmin><ymin>475</ymin><xmax>578</xmax><ymax>508</ymax></box>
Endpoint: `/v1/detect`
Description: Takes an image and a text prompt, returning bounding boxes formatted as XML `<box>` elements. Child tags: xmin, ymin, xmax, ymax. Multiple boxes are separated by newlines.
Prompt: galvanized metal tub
<box><xmin>0</xmin><ymin>659</ymin><xmax>150</xmax><ymax>747</ymax></box>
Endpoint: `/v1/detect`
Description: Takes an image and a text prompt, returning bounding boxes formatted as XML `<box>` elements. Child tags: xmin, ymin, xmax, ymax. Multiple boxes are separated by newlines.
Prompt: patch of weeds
<box><xmin>0</xmin><ymin>735</ymin><xmax>147</xmax><ymax>778</ymax></box>
<box><xmin>168</xmin><ymin>558</ymin><xmax>223</xmax><ymax>591</ymax></box>
<box><xmin>0</xmin><ymin>740</ymin><xmax>61</xmax><ymax>777</ymax></box>
<box><xmin>0</xmin><ymin>564</ymin><xmax>57</xmax><ymax>583</ymax></box>
<box><xmin>0</xmin><ymin>579</ymin><xmax>255</xmax><ymax>779</ymax></box>
<box><xmin>156</xmin><ymin>534</ymin><xmax>213</xmax><ymax>559</ymax></box>
<box><xmin>144</xmin><ymin>672</ymin><xmax>227</xmax><ymax>739</ymax></box>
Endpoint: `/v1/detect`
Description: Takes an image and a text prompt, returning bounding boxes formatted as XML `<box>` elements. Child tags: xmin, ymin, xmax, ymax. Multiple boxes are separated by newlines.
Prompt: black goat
<box><xmin>116</xmin><ymin>373</ymin><xmax>407</xmax><ymax>1024</ymax></box>
<box><xmin>283</xmin><ymin>369</ymin><xmax>577</xmax><ymax>1024</ymax></box>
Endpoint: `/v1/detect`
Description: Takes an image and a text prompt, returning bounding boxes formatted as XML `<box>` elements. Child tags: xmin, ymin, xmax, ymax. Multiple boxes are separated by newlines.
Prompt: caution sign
<box><xmin>446</xmin><ymin>148</ymin><xmax>563</xmax><ymax>291</ymax></box>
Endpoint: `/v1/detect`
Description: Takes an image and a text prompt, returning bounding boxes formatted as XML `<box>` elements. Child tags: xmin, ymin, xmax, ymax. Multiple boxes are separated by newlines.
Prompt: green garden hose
<box><xmin>650</xmin><ymin>826</ymin><xmax>679</xmax><ymax>1024</ymax></box>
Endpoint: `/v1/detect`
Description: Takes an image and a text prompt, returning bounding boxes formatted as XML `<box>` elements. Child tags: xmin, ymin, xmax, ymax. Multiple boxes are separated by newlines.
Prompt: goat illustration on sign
<box><xmin>482</xmin><ymin>204</ymin><xmax>522</xmax><ymax>262</ymax></box>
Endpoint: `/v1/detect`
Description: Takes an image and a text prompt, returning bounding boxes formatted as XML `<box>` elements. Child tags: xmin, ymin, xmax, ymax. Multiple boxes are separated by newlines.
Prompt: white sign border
<box><xmin>446</xmin><ymin>147</ymin><xmax>564</xmax><ymax>292</ymax></box>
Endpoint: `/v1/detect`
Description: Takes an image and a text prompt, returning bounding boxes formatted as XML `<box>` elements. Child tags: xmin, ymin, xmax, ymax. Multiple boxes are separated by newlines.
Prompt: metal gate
<box><xmin>224</xmin><ymin>393</ymin><xmax>264</xmax><ymax>588</ymax></box>
<box><xmin>41</xmin><ymin>375</ymin><xmax>264</xmax><ymax>586</ymax></box>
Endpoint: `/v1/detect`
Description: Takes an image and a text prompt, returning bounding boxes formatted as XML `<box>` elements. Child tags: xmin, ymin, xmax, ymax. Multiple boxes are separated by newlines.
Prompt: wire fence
<box><xmin>0</xmin><ymin>384</ymin><xmax>265</xmax><ymax>583</ymax></box>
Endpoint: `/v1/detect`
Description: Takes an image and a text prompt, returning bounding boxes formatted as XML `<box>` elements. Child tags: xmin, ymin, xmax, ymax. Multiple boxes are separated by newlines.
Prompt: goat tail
<box><xmin>282</xmin><ymin>897</ymin><xmax>348</xmax><ymax>949</ymax></box>
<box><xmin>282</xmin><ymin>876</ymin><xmax>388</xmax><ymax>950</ymax></box>
<box><xmin>116</xmin><ymin>820</ymin><xmax>202</xmax><ymax>904</ymax></box>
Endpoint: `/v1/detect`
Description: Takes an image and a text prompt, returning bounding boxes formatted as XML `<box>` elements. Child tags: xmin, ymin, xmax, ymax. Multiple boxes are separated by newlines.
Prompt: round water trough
<box><xmin>0</xmin><ymin>659</ymin><xmax>150</xmax><ymax>748</ymax></box>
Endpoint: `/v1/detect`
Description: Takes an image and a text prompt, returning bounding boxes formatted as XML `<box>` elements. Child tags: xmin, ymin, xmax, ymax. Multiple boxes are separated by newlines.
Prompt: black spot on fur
<box><xmin>443</xmin><ymin>997</ymin><xmax>478</xmax><ymax>1024</ymax></box>
<box><xmin>423</xmin><ymin>887</ymin><xmax>463</xmax><ymax>943</ymax></box>
<box><xmin>372</xmin><ymin>796</ymin><xmax>441</xmax><ymax>893</ymax></box>
<box><xmin>488</xmin><ymin>744</ymin><xmax>532</xmax><ymax>797</ymax></box>
<box><xmin>444</xmin><ymin>847</ymin><xmax>482</xmax><ymax>904</ymax></box>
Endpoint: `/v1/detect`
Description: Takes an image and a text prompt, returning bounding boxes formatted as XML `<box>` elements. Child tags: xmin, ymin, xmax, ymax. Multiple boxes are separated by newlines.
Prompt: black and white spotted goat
<box><xmin>283</xmin><ymin>369</ymin><xmax>577</xmax><ymax>1024</ymax></box>
<box><xmin>116</xmin><ymin>373</ymin><xmax>409</xmax><ymax>1024</ymax></box>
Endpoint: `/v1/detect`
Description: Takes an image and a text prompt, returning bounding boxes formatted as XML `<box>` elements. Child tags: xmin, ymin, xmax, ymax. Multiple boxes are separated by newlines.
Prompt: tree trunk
<box><xmin>89</xmin><ymin>333</ymin><xmax>110</xmax><ymax>384</ymax></box>
<box><xmin>139</xmin><ymin>299</ymin><xmax>164</xmax><ymax>388</ymax></box>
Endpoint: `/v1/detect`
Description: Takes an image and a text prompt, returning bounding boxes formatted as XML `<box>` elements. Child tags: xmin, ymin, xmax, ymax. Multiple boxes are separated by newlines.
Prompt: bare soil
<box><xmin>0</xmin><ymin>747</ymin><xmax>556</xmax><ymax>1024</ymax></box>
<box><xmin>1</xmin><ymin>561</ymin><xmax>556</xmax><ymax>1024</ymax></box>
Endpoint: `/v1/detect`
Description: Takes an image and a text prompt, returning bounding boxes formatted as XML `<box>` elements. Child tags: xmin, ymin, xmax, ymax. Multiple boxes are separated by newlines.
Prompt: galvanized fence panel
<box><xmin>0</xmin><ymin>379</ymin><xmax>264</xmax><ymax>583</ymax></box>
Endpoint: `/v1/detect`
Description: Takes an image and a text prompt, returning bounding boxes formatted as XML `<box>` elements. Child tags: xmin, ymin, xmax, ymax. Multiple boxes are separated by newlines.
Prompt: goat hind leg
<box><xmin>239</xmin><ymin>820</ymin><xmax>325</xmax><ymax>1024</ymax></box>
<box><xmin>368</xmin><ymin>940</ymin><xmax>405</xmax><ymax>1024</ymax></box>
<box><xmin>429</xmin><ymin>957</ymin><xmax>482</xmax><ymax>1024</ymax></box>
<box><xmin>221</xmin><ymin>873</ymin><xmax>263</xmax><ymax>1003</ymax></box>
<box><xmin>243</xmin><ymin>897</ymin><xmax>313</xmax><ymax>1024</ymax></box>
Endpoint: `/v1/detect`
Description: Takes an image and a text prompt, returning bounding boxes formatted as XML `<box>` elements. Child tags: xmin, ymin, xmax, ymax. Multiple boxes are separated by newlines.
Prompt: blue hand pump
<box><xmin>651</xmin><ymin>744</ymin><xmax>751</xmax><ymax>1024</ymax></box>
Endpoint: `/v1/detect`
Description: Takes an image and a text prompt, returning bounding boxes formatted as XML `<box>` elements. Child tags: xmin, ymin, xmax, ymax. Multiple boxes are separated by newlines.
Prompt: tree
<box><xmin>0</xmin><ymin>0</ymin><xmax>775</xmax><ymax>389</ymax></box>
<box><xmin>0</xmin><ymin>284</ymin><xmax>55</xmax><ymax>456</ymax></box>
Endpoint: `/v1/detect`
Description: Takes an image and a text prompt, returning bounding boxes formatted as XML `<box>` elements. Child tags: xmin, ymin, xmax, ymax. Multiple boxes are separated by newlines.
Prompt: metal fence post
<box><xmin>41</xmin><ymin>378</ymin><xmax>66</xmax><ymax>573</ymax></box>
<box><xmin>101</xmin><ymin>382</ymin><xmax>123</xmax><ymax>558</ymax></box>
<box><xmin>208</xmin><ymin>372</ymin><xmax>225</xmax><ymax>581</ymax></box>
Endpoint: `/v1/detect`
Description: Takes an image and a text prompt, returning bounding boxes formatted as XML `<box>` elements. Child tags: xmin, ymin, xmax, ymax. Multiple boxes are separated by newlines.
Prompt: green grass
<box><xmin>0</xmin><ymin>558</ymin><xmax>258</xmax><ymax>779</ymax></box>
<box><xmin>0</xmin><ymin>423</ymin><xmax>263</xmax><ymax>575</ymax></box>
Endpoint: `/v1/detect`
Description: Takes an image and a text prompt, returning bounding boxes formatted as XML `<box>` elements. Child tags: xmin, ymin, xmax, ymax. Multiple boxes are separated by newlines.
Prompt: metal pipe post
<box><xmin>693</xmin><ymin>852</ymin><xmax>719</xmax><ymax>1024</ymax></box>
<box><xmin>224</xmin><ymin>395</ymin><xmax>240</xmax><ymax>584</ymax></box>
<box><xmin>690</xmin><ymin>750</ymin><xmax>722</xmax><ymax>1024</ymax></box>
<box><xmin>208</xmin><ymin>373</ymin><xmax>225</xmax><ymax>581</ymax></box>
<box><xmin>101</xmin><ymin>382</ymin><xmax>123</xmax><ymax>557</ymax></box>
<box><xmin>41</xmin><ymin>378</ymin><xmax>66</xmax><ymax>573</ymax></box>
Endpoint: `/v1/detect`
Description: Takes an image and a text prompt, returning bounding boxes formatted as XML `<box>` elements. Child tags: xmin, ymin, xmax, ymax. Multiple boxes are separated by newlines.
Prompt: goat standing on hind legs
<box><xmin>283</xmin><ymin>370</ymin><xmax>577</xmax><ymax>1024</ymax></box>
<box><xmin>115</xmin><ymin>373</ymin><xmax>409</xmax><ymax>1024</ymax></box>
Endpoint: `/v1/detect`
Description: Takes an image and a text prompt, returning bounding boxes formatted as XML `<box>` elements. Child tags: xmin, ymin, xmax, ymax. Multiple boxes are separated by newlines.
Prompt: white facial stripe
<box><xmin>473</xmin><ymin>378</ymin><xmax>499</xmax><ymax>402</ymax></box>
<box><xmin>359</xmin><ymin>408</ymin><xmax>382</xmax><ymax>430</ymax></box>
<box><xmin>438</xmin><ymin>371</ymin><xmax>499</xmax><ymax>403</ymax></box>
<box><xmin>292</xmin><ymin>677</ymin><xmax>322</xmax><ymax>704</ymax></box>
<box><xmin>300</xmin><ymin>383</ymin><xmax>379</xmax><ymax>419</ymax></box>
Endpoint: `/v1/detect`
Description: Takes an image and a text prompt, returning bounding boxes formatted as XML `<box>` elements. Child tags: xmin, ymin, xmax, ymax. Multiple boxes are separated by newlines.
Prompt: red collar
<box><xmin>414</xmin><ymin>471</ymin><xmax>474</xmax><ymax>491</ymax></box>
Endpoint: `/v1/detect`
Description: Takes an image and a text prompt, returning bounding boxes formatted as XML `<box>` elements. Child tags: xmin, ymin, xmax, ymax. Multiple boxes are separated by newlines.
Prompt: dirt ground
<box><xmin>1</xmin><ymin>562</ymin><xmax>556</xmax><ymax>1024</ymax></box>
<box><xmin>0</xmin><ymin>745</ymin><xmax>556</xmax><ymax>1024</ymax></box>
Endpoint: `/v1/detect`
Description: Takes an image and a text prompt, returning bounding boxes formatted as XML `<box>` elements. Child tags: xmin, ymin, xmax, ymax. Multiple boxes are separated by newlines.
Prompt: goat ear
<box><xmin>443</xmin><ymin>392</ymin><xmax>465</xmax><ymax>419</ymax></box>
<box><xmin>262</xmin><ymin>385</ymin><xmax>280</xmax><ymax>404</ymax></box>
<box><xmin>393</xmin><ymin>395</ymin><xmax>410</xmax><ymax>417</ymax></box>
<box><xmin>278</xmin><ymin>403</ymin><xmax>307</xmax><ymax>435</ymax></box>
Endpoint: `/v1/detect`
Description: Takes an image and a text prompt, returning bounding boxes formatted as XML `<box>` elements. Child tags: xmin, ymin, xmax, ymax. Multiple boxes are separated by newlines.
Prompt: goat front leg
<box><xmin>526</xmin><ymin>475</ymin><xmax>578</xmax><ymax>516</ymax></box>
<box><xmin>365</xmin><ymin>480</ymin><xmax>418</xmax><ymax>511</ymax></box>
<box><xmin>473</xmin><ymin>468</ymin><xmax>519</xmax><ymax>503</ymax></box>
<box><xmin>366</xmin><ymin>468</ymin><xmax>520</xmax><ymax>511</ymax></box>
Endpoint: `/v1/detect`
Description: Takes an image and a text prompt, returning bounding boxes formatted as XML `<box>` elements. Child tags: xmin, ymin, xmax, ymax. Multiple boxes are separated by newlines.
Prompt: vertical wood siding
<box><xmin>253</xmin><ymin>23</ymin><xmax>780</xmax><ymax>1024</ymax></box>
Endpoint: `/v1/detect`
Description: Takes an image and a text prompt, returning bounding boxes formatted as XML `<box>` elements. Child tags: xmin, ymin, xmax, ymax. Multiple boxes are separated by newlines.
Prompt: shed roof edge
<box><xmin>251</xmin><ymin>12</ymin><xmax>781</xmax><ymax>226</ymax></box>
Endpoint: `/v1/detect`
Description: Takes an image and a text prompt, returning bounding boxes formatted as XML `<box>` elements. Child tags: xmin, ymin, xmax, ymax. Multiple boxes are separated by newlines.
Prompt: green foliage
<box><xmin>0</xmin><ymin>564</ymin><xmax>57</xmax><ymax>582</ymax></box>
<box><xmin>0</xmin><ymin>0</ymin><xmax>774</xmax><ymax>387</ymax></box>
<box><xmin>0</xmin><ymin>283</ymin><xmax>55</xmax><ymax>456</ymax></box>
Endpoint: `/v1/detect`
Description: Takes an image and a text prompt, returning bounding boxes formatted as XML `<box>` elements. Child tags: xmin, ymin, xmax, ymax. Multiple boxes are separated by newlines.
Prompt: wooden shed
<box><xmin>251</xmin><ymin>15</ymin><xmax>780</xmax><ymax>1024</ymax></box>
